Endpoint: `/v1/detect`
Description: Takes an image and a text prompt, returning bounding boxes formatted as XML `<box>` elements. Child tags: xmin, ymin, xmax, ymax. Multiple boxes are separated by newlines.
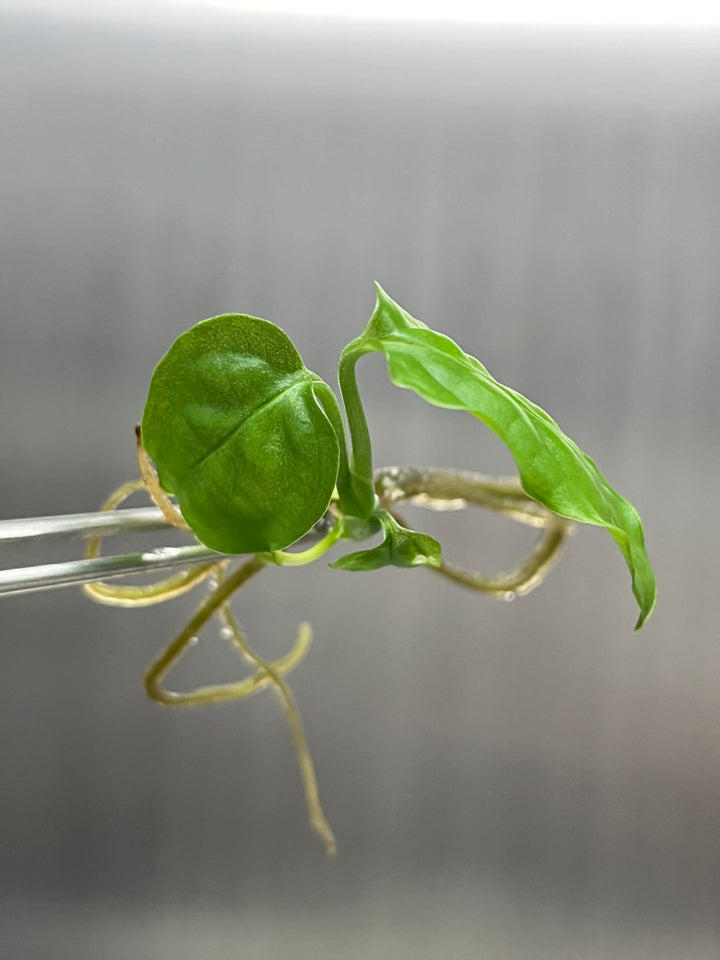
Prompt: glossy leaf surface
<box><xmin>142</xmin><ymin>314</ymin><xmax>339</xmax><ymax>555</ymax></box>
<box><xmin>332</xmin><ymin>510</ymin><xmax>441</xmax><ymax>572</ymax></box>
<box><xmin>346</xmin><ymin>286</ymin><xmax>656</xmax><ymax>627</ymax></box>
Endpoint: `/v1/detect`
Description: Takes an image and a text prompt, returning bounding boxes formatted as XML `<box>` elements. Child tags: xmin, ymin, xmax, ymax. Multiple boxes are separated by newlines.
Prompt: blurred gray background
<box><xmin>1</xmin><ymin>8</ymin><xmax>719</xmax><ymax>959</ymax></box>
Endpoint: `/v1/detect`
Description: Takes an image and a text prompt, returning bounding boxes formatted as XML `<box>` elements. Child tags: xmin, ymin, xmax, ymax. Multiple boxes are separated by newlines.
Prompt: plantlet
<box><xmin>85</xmin><ymin>285</ymin><xmax>656</xmax><ymax>855</ymax></box>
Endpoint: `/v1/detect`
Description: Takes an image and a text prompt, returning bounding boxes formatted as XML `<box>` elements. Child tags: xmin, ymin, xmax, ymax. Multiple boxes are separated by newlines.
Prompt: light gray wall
<box><xmin>1</xmin><ymin>10</ymin><xmax>719</xmax><ymax>959</ymax></box>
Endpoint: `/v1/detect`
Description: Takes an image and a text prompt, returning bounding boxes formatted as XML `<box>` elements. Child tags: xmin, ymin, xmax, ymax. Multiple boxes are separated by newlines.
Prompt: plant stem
<box><xmin>337</xmin><ymin>339</ymin><xmax>377</xmax><ymax>518</ymax></box>
<box><xmin>312</xmin><ymin>379</ymin><xmax>359</xmax><ymax>519</ymax></box>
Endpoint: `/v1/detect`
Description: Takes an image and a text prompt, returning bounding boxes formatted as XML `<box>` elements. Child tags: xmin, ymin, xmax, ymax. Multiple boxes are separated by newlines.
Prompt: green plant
<box><xmin>86</xmin><ymin>285</ymin><xmax>656</xmax><ymax>855</ymax></box>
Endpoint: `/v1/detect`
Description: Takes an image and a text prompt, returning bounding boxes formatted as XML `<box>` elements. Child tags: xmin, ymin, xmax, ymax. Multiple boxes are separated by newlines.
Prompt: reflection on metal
<box><xmin>0</xmin><ymin>506</ymin><xmax>168</xmax><ymax>544</ymax></box>
<box><xmin>0</xmin><ymin>508</ymin><xmax>331</xmax><ymax>597</ymax></box>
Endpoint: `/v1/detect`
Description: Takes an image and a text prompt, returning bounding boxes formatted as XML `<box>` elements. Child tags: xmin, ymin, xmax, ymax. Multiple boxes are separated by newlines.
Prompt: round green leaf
<box><xmin>141</xmin><ymin>314</ymin><xmax>340</xmax><ymax>555</ymax></box>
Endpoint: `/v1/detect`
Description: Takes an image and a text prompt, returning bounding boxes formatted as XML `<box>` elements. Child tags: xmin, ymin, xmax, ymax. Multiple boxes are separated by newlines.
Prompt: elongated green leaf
<box><xmin>345</xmin><ymin>286</ymin><xmax>656</xmax><ymax>628</ymax></box>
<box><xmin>142</xmin><ymin>314</ymin><xmax>340</xmax><ymax>555</ymax></box>
<box><xmin>332</xmin><ymin>509</ymin><xmax>441</xmax><ymax>572</ymax></box>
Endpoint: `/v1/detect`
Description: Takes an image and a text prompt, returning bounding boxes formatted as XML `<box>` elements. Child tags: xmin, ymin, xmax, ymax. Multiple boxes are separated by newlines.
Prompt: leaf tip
<box><xmin>373</xmin><ymin>280</ymin><xmax>390</xmax><ymax>305</ymax></box>
<box><xmin>633</xmin><ymin>593</ymin><xmax>656</xmax><ymax>632</ymax></box>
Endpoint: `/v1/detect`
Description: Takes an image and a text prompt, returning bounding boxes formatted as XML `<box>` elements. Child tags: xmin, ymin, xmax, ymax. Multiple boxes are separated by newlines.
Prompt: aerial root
<box><xmin>375</xmin><ymin>466</ymin><xmax>575</xmax><ymax>597</ymax></box>
<box><xmin>82</xmin><ymin>476</ymin><xmax>220</xmax><ymax>607</ymax></box>
<box><xmin>140</xmin><ymin>556</ymin><xmax>337</xmax><ymax>856</ymax></box>
<box><xmin>135</xmin><ymin>425</ymin><xmax>189</xmax><ymax>532</ymax></box>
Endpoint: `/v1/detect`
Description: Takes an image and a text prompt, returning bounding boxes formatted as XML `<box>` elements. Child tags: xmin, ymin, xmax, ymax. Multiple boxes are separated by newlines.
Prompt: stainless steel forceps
<box><xmin>0</xmin><ymin>507</ymin><xmax>228</xmax><ymax>598</ymax></box>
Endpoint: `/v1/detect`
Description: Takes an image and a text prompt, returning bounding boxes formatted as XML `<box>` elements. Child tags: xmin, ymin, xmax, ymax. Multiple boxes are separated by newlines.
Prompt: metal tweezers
<box><xmin>0</xmin><ymin>468</ymin><xmax>546</xmax><ymax>599</ymax></box>
<box><xmin>0</xmin><ymin>507</ymin><xmax>231</xmax><ymax>598</ymax></box>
